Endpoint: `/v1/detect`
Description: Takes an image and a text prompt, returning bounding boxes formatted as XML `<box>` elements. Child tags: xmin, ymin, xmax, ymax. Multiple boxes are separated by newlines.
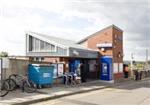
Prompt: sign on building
<box><xmin>96</xmin><ymin>43</ymin><xmax>112</xmax><ymax>48</ymax></box>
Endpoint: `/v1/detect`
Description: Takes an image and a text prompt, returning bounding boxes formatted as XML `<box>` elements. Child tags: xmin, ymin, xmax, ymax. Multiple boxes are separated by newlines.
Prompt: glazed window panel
<box><xmin>28</xmin><ymin>36</ymin><xmax>57</xmax><ymax>52</ymax></box>
<box><xmin>40</xmin><ymin>40</ymin><xmax>45</xmax><ymax>51</ymax></box>
<box><xmin>29</xmin><ymin>35</ymin><xmax>33</xmax><ymax>51</ymax></box>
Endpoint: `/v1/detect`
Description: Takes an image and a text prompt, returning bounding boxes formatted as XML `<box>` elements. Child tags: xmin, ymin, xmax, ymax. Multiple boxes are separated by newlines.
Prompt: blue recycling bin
<box><xmin>28</xmin><ymin>64</ymin><xmax>54</xmax><ymax>85</ymax></box>
<box><xmin>100</xmin><ymin>56</ymin><xmax>113</xmax><ymax>81</ymax></box>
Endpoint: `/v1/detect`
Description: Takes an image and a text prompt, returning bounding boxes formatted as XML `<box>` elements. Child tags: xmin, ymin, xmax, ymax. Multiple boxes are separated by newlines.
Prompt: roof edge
<box><xmin>25</xmin><ymin>31</ymin><xmax>69</xmax><ymax>49</ymax></box>
<box><xmin>77</xmin><ymin>24</ymin><xmax>123</xmax><ymax>44</ymax></box>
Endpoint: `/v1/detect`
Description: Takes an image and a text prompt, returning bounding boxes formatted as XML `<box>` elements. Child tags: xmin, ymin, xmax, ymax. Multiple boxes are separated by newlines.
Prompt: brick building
<box><xmin>25</xmin><ymin>25</ymin><xmax>124</xmax><ymax>82</ymax></box>
<box><xmin>78</xmin><ymin>25</ymin><xmax>123</xmax><ymax>80</ymax></box>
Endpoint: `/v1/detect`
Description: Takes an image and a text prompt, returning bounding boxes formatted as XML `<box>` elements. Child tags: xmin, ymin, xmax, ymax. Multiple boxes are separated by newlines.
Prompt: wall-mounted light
<box><xmin>101</xmin><ymin>48</ymin><xmax>105</xmax><ymax>52</ymax></box>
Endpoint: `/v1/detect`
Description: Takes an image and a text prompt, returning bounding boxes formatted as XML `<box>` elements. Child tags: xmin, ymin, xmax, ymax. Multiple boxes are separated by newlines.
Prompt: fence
<box><xmin>1</xmin><ymin>58</ymin><xmax>64</xmax><ymax>80</ymax></box>
<box><xmin>133</xmin><ymin>69</ymin><xmax>150</xmax><ymax>80</ymax></box>
<box><xmin>1</xmin><ymin>58</ymin><xmax>30</xmax><ymax>79</ymax></box>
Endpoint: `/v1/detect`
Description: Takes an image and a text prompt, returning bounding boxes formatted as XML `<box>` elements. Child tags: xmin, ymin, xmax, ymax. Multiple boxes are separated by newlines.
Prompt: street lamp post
<box><xmin>130</xmin><ymin>53</ymin><xmax>134</xmax><ymax>77</ymax></box>
<box><xmin>145</xmin><ymin>49</ymin><xmax>148</xmax><ymax>71</ymax></box>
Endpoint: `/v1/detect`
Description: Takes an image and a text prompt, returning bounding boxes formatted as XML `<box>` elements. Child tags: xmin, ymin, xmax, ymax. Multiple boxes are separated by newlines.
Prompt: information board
<box><xmin>89</xmin><ymin>60</ymin><xmax>96</xmax><ymax>72</ymax></box>
<box><xmin>119</xmin><ymin>63</ymin><xmax>123</xmax><ymax>72</ymax></box>
<box><xmin>113</xmin><ymin>63</ymin><xmax>118</xmax><ymax>73</ymax></box>
<box><xmin>51</xmin><ymin>64</ymin><xmax>58</xmax><ymax>78</ymax></box>
<box><xmin>57</xmin><ymin>64</ymin><xmax>64</xmax><ymax>77</ymax></box>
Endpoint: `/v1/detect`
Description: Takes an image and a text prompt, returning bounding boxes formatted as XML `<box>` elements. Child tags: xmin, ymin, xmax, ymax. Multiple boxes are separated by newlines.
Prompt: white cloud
<box><xmin>0</xmin><ymin>0</ymin><xmax>150</xmax><ymax>61</ymax></box>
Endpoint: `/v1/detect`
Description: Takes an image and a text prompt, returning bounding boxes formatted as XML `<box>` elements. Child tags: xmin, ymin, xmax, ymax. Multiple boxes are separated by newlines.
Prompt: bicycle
<box><xmin>8</xmin><ymin>74</ymin><xmax>37</xmax><ymax>93</ymax></box>
<box><xmin>5</xmin><ymin>78</ymin><xmax>16</xmax><ymax>91</ymax></box>
<box><xmin>0</xmin><ymin>79</ymin><xmax>10</xmax><ymax>97</ymax></box>
<box><xmin>63</xmin><ymin>72</ymin><xmax>77</xmax><ymax>87</ymax></box>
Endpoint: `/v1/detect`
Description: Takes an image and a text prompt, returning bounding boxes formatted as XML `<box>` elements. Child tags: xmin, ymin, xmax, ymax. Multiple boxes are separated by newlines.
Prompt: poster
<box><xmin>113</xmin><ymin>63</ymin><xmax>118</xmax><ymax>73</ymax></box>
<box><xmin>51</xmin><ymin>64</ymin><xmax>57</xmax><ymax>78</ymax></box>
<box><xmin>57</xmin><ymin>64</ymin><xmax>64</xmax><ymax>77</ymax></box>
<box><xmin>89</xmin><ymin>60</ymin><xmax>96</xmax><ymax>72</ymax></box>
<box><xmin>119</xmin><ymin>63</ymin><xmax>123</xmax><ymax>72</ymax></box>
<box><xmin>2</xmin><ymin>58</ymin><xmax>9</xmax><ymax>69</ymax></box>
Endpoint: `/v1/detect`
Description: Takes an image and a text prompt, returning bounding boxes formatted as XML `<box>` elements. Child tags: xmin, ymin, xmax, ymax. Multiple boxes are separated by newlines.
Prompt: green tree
<box><xmin>0</xmin><ymin>51</ymin><xmax>8</xmax><ymax>57</ymax></box>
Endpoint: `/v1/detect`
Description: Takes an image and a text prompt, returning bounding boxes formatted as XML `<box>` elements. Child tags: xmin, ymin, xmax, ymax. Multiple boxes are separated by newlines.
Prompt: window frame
<box><xmin>28</xmin><ymin>36</ymin><xmax>57</xmax><ymax>53</ymax></box>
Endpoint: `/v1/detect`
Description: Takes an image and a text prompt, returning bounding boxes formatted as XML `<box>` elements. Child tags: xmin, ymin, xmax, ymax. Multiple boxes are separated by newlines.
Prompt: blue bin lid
<box><xmin>29</xmin><ymin>64</ymin><xmax>53</xmax><ymax>67</ymax></box>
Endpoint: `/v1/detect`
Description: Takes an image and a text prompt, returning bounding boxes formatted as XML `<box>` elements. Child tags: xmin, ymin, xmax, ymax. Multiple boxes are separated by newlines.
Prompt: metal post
<box><xmin>130</xmin><ymin>53</ymin><xmax>134</xmax><ymax>77</ymax></box>
<box><xmin>145</xmin><ymin>49</ymin><xmax>148</xmax><ymax>71</ymax></box>
<box><xmin>130</xmin><ymin>53</ymin><xmax>134</xmax><ymax>70</ymax></box>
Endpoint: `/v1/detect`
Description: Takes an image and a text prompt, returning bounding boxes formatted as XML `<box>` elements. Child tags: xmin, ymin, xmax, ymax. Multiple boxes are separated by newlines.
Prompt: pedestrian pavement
<box><xmin>0</xmin><ymin>78</ymin><xmax>150</xmax><ymax>105</ymax></box>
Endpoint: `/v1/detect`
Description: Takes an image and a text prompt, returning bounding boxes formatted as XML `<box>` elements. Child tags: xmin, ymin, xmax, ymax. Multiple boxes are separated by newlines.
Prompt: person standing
<box><xmin>134</xmin><ymin>70</ymin><xmax>139</xmax><ymax>81</ymax></box>
<box><xmin>123</xmin><ymin>64</ymin><xmax>129</xmax><ymax>78</ymax></box>
<box><xmin>80</xmin><ymin>62</ymin><xmax>86</xmax><ymax>83</ymax></box>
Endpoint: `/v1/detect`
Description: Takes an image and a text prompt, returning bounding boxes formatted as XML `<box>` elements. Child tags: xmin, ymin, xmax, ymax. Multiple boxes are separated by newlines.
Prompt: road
<box><xmin>31</xmin><ymin>79</ymin><xmax>150</xmax><ymax>105</ymax></box>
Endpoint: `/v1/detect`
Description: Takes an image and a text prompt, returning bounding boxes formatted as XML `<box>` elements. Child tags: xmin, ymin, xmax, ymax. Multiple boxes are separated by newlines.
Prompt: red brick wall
<box><xmin>44</xmin><ymin>57</ymin><xmax>60</xmax><ymax>63</ymax></box>
<box><xmin>80</xmin><ymin>26</ymin><xmax>124</xmax><ymax>80</ymax></box>
<box><xmin>80</xmin><ymin>26</ymin><xmax>123</xmax><ymax>64</ymax></box>
<box><xmin>87</xmin><ymin>28</ymin><xmax>113</xmax><ymax>57</ymax></box>
<box><xmin>112</xmin><ymin>27</ymin><xmax>123</xmax><ymax>63</ymax></box>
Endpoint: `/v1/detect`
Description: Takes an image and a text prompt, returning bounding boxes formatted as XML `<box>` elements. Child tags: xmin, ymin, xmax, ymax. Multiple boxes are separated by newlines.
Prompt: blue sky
<box><xmin>0</xmin><ymin>0</ymin><xmax>150</xmax><ymax>61</ymax></box>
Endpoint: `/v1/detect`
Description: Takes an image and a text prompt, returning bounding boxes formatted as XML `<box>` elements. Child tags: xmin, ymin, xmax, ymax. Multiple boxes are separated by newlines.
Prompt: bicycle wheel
<box><xmin>5</xmin><ymin>78</ymin><xmax>16</xmax><ymax>91</ymax></box>
<box><xmin>0</xmin><ymin>80</ymin><xmax>9</xmax><ymax>97</ymax></box>
<box><xmin>23</xmin><ymin>80</ymin><xmax>37</xmax><ymax>93</ymax></box>
<box><xmin>9</xmin><ymin>74</ymin><xmax>22</xmax><ymax>88</ymax></box>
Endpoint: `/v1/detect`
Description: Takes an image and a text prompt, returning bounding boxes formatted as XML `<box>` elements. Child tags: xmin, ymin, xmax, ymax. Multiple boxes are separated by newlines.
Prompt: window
<box><xmin>41</xmin><ymin>57</ymin><xmax>44</xmax><ymax>61</ymax></box>
<box><xmin>115</xmin><ymin>34</ymin><xmax>117</xmax><ymax>38</ymax></box>
<box><xmin>118</xmin><ymin>36</ymin><xmax>122</xmax><ymax>41</ymax></box>
<box><xmin>45</xmin><ymin>42</ymin><xmax>56</xmax><ymax>52</ymax></box>
<box><xmin>29</xmin><ymin>35</ymin><xmax>33</xmax><ymax>51</ymax></box>
<box><xmin>40</xmin><ymin>40</ymin><xmax>45</xmax><ymax>51</ymax></box>
<box><xmin>35</xmin><ymin>38</ymin><xmax>40</xmax><ymax>51</ymax></box>
<box><xmin>28</xmin><ymin>36</ymin><xmax>56</xmax><ymax>52</ymax></box>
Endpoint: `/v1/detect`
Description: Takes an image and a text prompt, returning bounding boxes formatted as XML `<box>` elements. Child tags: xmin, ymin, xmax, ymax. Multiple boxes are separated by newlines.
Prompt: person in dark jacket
<box><xmin>123</xmin><ymin>64</ymin><xmax>129</xmax><ymax>78</ymax></box>
<box><xmin>80</xmin><ymin>63</ymin><xmax>86</xmax><ymax>83</ymax></box>
<box><xmin>134</xmin><ymin>70</ymin><xmax>139</xmax><ymax>81</ymax></box>
<box><xmin>139</xmin><ymin>71</ymin><xmax>142</xmax><ymax>80</ymax></box>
